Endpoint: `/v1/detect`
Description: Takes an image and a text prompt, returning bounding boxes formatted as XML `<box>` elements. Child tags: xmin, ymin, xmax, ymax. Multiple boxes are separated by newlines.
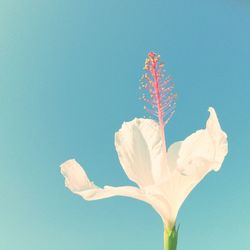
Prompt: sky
<box><xmin>0</xmin><ymin>0</ymin><xmax>250</xmax><ymax>249</ymax></box>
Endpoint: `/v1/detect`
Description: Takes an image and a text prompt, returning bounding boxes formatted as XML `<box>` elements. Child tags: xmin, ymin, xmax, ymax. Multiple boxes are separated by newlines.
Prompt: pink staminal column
<box><xmin>140</xmin><ymin>52</ymin><xmax>177</xmax><ymax>152</ymax></box>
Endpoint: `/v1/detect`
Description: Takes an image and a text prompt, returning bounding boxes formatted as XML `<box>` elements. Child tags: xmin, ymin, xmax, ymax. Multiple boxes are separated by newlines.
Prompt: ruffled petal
<box><xmin>162</xmin><ymin>107</ymin><xmax>228</xmax><ymax>219</ymax></box>
<box><xmin>60</xmin><ymin>159</ymin><xmax>152</xmax><ymax>202</ymax></box>
<box><xmin>60</xmin><ymin>158</ymin><xmax>97</xmax><ymax>193</ymax></box>
<box><xmin>115</xmin><ymin>118</ymin><xmax>165</xmax><ymax>188</ymax></box>
<box><xmin>206</xmin><ymin>107</ymin><xmax>228</xmax><ymax>171</ymax></box>
<box><xmin>60</xmin><ymin>159</ymin><xmax>173</xmax><ymax>226</ymax></box>
<box><xmin>176</xmin><ymin>107</ymin><xmax>228</xmax><ymax>175</ymax></box>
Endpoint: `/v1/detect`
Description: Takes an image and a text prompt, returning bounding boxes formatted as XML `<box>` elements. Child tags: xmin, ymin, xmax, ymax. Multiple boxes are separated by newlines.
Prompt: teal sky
<box><xmin>0</xmin><ymin>1</ymin><xmax>249</xmax><ymax>249</ymax></box>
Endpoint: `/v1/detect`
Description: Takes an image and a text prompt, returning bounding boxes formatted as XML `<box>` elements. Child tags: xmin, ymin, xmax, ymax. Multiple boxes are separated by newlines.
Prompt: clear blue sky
<box><xmin>0</xmin><ymin>1</ymin><xmax>249</xmax><ymax>249</ymax></box>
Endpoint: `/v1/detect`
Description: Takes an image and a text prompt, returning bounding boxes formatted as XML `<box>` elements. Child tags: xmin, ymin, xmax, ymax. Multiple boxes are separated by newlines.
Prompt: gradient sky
<box><xmin>0</xmin><ymin>1</ymin><xmax>249</xmax><ymax>249</ymax></box>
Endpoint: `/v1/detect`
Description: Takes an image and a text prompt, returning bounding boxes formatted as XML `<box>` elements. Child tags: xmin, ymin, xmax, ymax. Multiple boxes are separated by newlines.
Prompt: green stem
<box><xmin>164</xmin><ymin>224</ymin><xmax>179</xmax><ymax>250</ymax></box>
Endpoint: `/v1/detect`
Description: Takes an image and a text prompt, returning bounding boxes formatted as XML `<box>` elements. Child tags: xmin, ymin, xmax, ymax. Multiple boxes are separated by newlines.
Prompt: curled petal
<box><xmin>206</xmin><ymin>107</ymin><xmax>228</xmax><ymax>171</ymax></box>
<box><xmin>60</xmin><ymin>159</ymin><xmax>173</xmax><ymax>227</ymax></box>
<box><xmin>176</xmin><ymin>107</ymin><xmax>228</xmax><ymax>175</ymax></box>
<box><xmin>162</xmin><ymin>107</ymin><xmax>228</xmax><ymax>219</ymax></box>
<box><xmin>115</xmin><ymin>118</ymin><xmax>165</xmax><ymax>188</ymax></box>
<box><xmin>60</xmin><ymin>159</ymin><xmax>148</xmax><ymax>201</ymax></box>
<box><xmin>60</xmin><ymin>158</ymin><xmax>97</xmax><ymax>192</ymax></box>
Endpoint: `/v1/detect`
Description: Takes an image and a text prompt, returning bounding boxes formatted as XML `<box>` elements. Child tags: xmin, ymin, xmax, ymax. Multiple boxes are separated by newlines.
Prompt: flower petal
<box><xmin>206</xmin><ymin>107</ymin><xmax>228</xmax><ymax>171</ymax></box>
<box><xmin>176</xmin><ymin>107</ymin><xmax>228</xmax><ymax>175</ymax></box>
<box><xmin>166</xmin><ymin>141</ymin><xmax>182</xmax><ymax>173</ymax></box>
<box><xmin>60</xmin><ymin>158</ymin><xmax>97</xmax><ymax>192</ymax></box>
<box><xmin>115</xmin><ymin>118</ymin><xmax>165</xmax><ymax>188</ymax></box>
<box><xmin>60</xmin><ymin>159</ymin><xmax>174</xmax><ymax>227</ymax></box>
<box><xmin>60</xmin><ymin>159</ymin><xmax>149</xmax><ymax>201</ymax></box>
<box><xmin>163</xmin><ymin>107</ymin><xmax>228</xmax><ymax>219</ymax></box>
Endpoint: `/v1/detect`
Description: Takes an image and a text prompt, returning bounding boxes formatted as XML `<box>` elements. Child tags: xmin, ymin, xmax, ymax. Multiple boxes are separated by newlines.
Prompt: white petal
<box><xmin>60</xmin><ymin>159</ymin><xmax>150</xmax><ymax>201</ymax></box>
<box><xmin>166</xmin><ymin>141</ymin><xmax>182</xmax><ymax>172</ymax></box>
<box><xmin>60</xmin><ymin>159</ymin><xmax>97</xmax><ymax>192</ymax></box>
<box><xmin>177</xmin><ymin>130</ymin><xmax>214</xmax><ymax>175</ymax></box>
<box><xmin>115</xmin><ymin>118</ymin><xmax>166</xmax><ymax>188</ymax></box>
<box><xmin>60</xmin><ymin>159</ymin><xmax>173</xmax><ymax>227</ymax></box>
<box><xmin>162</xmin><ymin>107</ymin><xmax>228</xmax><ymax>219</ymax></box>
<box><xmin>176</xmin><ymin>107</ymin><xmax>228</xmax><ymax>175</ymax></box>
<box><xmin>206</xmin><ymin>107</ymin><xmax>228</xmax><ymax>171</ymax></box>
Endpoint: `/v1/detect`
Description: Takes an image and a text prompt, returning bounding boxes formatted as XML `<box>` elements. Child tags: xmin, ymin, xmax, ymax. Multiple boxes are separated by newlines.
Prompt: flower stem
<box><xmin>164</xmin><ymin>224</ymin><xmax>179</xmax><ymax>250</ymax></box>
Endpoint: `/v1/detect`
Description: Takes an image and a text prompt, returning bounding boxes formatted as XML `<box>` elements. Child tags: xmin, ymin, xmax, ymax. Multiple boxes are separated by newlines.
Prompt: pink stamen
<box><xmin>140</xmin><ymin>52</ymin><xmax>177</xmax><ymax>151</ymax></box>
